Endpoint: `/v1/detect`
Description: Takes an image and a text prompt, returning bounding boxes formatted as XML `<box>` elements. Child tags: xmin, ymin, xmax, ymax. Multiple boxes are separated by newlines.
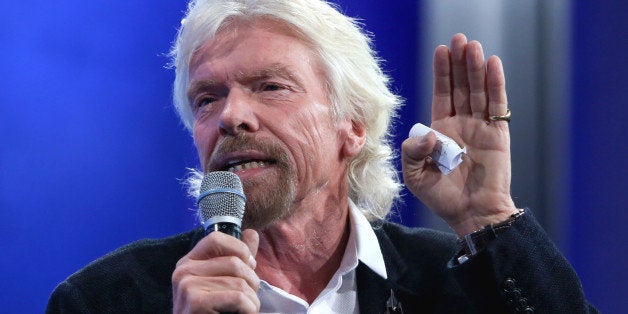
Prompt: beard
<box><xmin>207</xmin><ymin>133</ymin><xmax>297</xmax><ymax>230</ymax></box>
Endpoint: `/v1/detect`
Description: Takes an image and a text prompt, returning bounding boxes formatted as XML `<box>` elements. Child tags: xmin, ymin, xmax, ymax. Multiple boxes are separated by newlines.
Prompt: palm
<box><xmin>417</xmin><ymin>116</ymin><xmax>510</xmax><ymax>220</ymax></box>
<box><xmin>402</xmin><ymin>34</ymin><xmax>517</xmax><ymax>234</ymax></box>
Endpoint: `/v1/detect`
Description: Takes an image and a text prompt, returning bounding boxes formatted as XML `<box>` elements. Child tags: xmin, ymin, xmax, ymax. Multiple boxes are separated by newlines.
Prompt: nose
<box><xmin>218</xmin><ymin>88</ymin><xmax>259</xmax><ymax>136</ymax></box>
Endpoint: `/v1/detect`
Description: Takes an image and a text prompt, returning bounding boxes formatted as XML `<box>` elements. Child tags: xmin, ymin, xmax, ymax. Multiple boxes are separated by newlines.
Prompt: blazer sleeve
<box><xmin>447</xmin><ymin>209</ymin><xmax>598</xmax><ymax>313</ymax></box>
<box><xmin>46</xmin><ymin>281</ymin><xmax>90</xmax><ymax>314</ymax></box>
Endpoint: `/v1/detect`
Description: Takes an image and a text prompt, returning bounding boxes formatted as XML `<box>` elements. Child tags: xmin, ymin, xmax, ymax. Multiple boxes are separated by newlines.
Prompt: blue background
<box><xmin>1</xmin><ymin>1</ymin><xmax>626</xmax><ymax>312</ymax></box>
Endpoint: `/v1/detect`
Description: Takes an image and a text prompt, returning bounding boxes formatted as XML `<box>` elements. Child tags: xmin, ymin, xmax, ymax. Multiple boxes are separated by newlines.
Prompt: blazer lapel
<box><xmin>357</xmin><ymin>225</ymin><xmax>423</xmax><ymax>313</ymax></box>
<box><xmin>356</xmin><ymin>261</ymin><xmax>391</xmax><ymax>313</ymax></box>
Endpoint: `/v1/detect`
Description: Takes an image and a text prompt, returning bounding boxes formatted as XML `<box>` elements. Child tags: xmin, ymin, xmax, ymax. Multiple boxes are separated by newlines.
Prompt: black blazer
<box><xmin>47</xmin><ymin>211</ymin><xmax>597</xmax><ymax>313</ymax></box>
<box><xmin>359</xmin><ymin>212</ymin><xmax>597</xmax><ymax>313</ymax></box>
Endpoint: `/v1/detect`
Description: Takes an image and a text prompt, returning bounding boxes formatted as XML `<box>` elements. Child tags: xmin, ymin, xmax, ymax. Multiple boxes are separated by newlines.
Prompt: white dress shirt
<box><xmin>258</xmin><ymin>200</ymin><xmax>387</xmax><ymax>313</ymax></box>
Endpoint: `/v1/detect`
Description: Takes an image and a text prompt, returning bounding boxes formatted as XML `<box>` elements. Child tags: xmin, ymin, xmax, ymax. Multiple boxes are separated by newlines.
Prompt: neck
<box><xmin>254</xmin><ymin>195</ymin><xmax>351</xmax><ymax>304</ymax></box>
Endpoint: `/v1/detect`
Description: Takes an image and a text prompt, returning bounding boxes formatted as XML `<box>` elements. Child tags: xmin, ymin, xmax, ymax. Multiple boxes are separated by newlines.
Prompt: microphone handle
<box><xmin>205</xmin><ymin>222</ymin><xmax>242</xmax><ymax>239</ymax></box>
<box><xmin>206</xmin><ymin>222</ymin><xmax>241</xmax><ymax>314</ymax></box>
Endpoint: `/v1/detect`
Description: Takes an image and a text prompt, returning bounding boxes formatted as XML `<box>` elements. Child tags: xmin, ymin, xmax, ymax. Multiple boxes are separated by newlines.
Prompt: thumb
<box><xmin>402</xmin><ymin>131</ymin><xmax>437</xmax><ymax>169</ymax></box>
<box><xmin>241</xmin><ymin>229</ymin><xmax>259</xmax><ymax>269</ymax></box>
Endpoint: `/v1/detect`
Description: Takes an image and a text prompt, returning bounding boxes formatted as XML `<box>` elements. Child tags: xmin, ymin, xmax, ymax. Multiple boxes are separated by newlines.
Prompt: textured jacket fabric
<box><xmin>46</xmin><ymin>211</ymin><xmax>597</xmax><ymax>313</ymax></box>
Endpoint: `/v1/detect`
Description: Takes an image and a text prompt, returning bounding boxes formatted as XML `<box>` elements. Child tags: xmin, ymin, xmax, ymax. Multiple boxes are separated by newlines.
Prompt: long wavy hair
<box><xmin>170</xmin><ymin>0</ymin><xmax>403</xmax><ymax>221</ymax></box>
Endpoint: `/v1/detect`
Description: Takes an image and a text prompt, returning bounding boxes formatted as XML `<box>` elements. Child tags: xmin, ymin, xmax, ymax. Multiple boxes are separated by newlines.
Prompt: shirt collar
<box><xmin>346</xmin><ymin>199</ymin><xmax>388</xmax><ymax>279</ymax></box>
<box><xmin>256</xmin><ymin>200</ymin><xmax>388</xmax><ymax>312</ymax></box>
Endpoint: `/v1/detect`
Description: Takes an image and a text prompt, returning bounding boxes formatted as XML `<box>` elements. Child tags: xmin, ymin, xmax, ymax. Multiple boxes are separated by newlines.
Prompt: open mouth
<box><xmin>223</xmin><ymin>159</ymin><xmax>277</xmax><ymax>172</ymax></box>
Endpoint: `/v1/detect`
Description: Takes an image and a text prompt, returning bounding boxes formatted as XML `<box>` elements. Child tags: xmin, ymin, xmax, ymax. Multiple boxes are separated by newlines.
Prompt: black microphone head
<box><xmin>197</xmin><ymin>171</ymin><xmax>246</xmax><ymax>230</ymax></box>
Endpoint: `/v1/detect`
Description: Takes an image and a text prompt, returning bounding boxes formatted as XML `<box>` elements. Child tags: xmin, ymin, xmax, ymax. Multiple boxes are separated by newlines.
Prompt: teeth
<box><xmin>228</xmin><ymin>161</ymin><xmax>267</xmax><ymax>172</ymax></box>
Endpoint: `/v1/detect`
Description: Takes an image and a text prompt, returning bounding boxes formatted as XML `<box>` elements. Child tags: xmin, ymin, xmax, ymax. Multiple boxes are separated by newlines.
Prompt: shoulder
<box><xmin>377</xmin><ymin>221</ymin><xmax>459</xmax><ymax>254</ymax></box>
<box><xmin>374</xmin><ymin>220</ymin><xmax>461</xmax><ymax>268</ymax></box>
<box><xmin>47</xmin><ymin>228</ymin><xmax>204</xmax><ymax>313</ymax></box>
<box><xmin>72</xmin><ymin>228</ymin><xmax>203</xmax><ymax>282</ymax></box>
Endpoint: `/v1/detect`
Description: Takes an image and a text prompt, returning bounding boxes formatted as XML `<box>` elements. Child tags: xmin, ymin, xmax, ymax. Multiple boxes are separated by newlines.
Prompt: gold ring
<box><xmin>489</xmin><ymin>109</ymin><xmax>511</xmax><ymax>122</ymax></box>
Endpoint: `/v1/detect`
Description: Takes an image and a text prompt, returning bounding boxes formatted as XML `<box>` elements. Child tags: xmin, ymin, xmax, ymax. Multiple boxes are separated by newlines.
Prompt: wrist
<box><xmin>457</xmin><ymin>208</ymin><xmax>525</xmax><ymax>263</ymax></box>
<box><xmin>448</xmin><ymin>198</ymin><xmax>519</xmax><ymax>236</ymax></box>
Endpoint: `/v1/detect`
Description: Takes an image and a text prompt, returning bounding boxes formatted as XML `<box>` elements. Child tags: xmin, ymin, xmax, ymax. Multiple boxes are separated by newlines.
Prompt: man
<box><xmin>47</xmin><ymin>0</ymin><xmax>596</xmax><ymax>313</ymax></box>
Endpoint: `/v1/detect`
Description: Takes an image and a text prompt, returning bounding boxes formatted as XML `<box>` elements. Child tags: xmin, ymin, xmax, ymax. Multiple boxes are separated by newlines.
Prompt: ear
<box><xmin>341</xmin><ymin>119</ymin><xmax>366</xmax><ymax>158</ymax></box>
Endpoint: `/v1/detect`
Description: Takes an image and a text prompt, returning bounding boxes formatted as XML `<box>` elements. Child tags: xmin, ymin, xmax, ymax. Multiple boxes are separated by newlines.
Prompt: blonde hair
<box><xmin>170</xmin><ymin>0</ymin><xmax>402</xmax><ymax>221</ymax></box>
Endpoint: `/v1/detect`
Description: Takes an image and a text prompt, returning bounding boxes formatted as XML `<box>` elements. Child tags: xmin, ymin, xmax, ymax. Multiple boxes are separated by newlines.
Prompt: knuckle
<box><xmin>235</xmin><ymin>261</ymin><xmax>250</xmax><ymax>278</ymax></box>
<box><xmin>185</xmin><ymin>291</ymin><xmax>209</xmax><ymax>312</ymax></box>
<box><xmin>226</xmin><ymin>255</ymin><xmax>244</xmax><ymax>272</ymax></box>
<box><xmin>233</xmin><ymin>277</ymin><xmax>249</xmax><ymax>291</ymax></box>
<box><xmin>172</xmin><ymin>262</ymin><xmax>193</xmax><ymax>283</ymax></box>
<box><xmin>175</xmin><ymin>256</ymin><xmax>189</xmax><ymax>268</ymax></box>
<box><xmin>204</xmin><ymin>231</ymin><xmax>221</xmax><ymax>245</ymax></box>
<box><xmin>234</xmin><ymin>291</ymin><xmax>251</xmax><ymax>306</ymax></box>
<box><xmin>251</xmin><ymin>276</ymin><xmax>261</xmax><ymax>290</ymax></box>
<box><xmin>174</xmin><ymin>275</ymin><xmax>194</xmax><ymax>293</ymax></box>
<box><xmin>171</xmin><ymin>267</ymin><xmax>185</xmax><ymax>283</ymax></box>
<box><xmin>223</xmin><ymin>290</ymin><xmax>253</xmax><ymax>309</ymax></box>
<box><xmin>226</xmin><ymin>255</ymin><xmax>240</xmax><ymax>264</ymax></box>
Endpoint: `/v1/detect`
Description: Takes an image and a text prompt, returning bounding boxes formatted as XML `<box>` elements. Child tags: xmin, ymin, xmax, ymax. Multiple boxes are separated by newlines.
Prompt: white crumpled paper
<box><xmin>408</xmin><ymin>123</ymin><xmax>466</xmax><ymax>175</ymax></box>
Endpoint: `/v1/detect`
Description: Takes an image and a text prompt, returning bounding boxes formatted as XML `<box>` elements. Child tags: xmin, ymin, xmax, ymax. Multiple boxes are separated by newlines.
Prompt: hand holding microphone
<box><xmin>172</xmin><ymin>171</ymin><xmax>260</xmax><ymax>313</ymax></box>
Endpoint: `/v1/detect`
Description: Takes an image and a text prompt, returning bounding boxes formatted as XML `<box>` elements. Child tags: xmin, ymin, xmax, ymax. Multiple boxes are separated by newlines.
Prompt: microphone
<box><xmin>197</xmin><ymin>171</ymin><xmax>246</xmax><ymax>239</ymax></box>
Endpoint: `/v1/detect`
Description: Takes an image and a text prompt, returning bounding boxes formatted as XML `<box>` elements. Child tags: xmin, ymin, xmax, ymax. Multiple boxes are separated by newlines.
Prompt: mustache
<box><xmin>207</xmin><ymin>133</ymin><xmax>291</xmax><ymax>171</ymax></box>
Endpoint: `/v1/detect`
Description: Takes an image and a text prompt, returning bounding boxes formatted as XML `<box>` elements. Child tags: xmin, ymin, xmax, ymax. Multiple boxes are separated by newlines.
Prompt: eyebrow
<box><xmin>186</xmin><ymin>63</ymin><xmax>304</xmax><ymax>102</ymax></box>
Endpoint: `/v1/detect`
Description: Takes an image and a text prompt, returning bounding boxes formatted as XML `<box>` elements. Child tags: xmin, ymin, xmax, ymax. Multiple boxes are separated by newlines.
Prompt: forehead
<box><xmin>189</xmin><ymin>19</ymin><xmax>320</xmax><ymax>77</ymax></box>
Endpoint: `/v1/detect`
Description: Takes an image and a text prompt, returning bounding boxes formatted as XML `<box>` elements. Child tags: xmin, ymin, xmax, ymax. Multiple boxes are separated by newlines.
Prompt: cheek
<box><xmin>285</xmin><ymin>106</ymin><xmax>340</xmax><ymax>163</ymax></box>
<box><xmin>290</xmin><ymin>106</ymin><xmax>331</xmax><ymax>139</ymax></box>
<box><xmin>192</xmin><ymin>122</ymin><xmax>217</xmax><ymax>168</ymax></box>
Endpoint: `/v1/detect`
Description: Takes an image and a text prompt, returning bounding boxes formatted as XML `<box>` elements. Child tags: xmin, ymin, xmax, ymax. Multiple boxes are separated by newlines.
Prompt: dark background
<box><xmin>1</xmin><ymin>1</ymin><xmax>625</xmax><ymax>312</ymax></box>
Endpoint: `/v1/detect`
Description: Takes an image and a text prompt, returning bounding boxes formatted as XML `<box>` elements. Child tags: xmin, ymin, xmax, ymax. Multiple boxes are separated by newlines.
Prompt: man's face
<box><xmin>188</xmin><ymin>20</ymin><xmax>361</xmax><ymax>229</ymax></box>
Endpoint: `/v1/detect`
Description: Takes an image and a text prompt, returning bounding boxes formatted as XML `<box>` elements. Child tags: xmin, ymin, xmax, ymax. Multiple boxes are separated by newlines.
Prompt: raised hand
<box><xmin>172</xmin><ymin>229</ymin><xmax>260</xmax><ymax>313</ymax></box>
<box><xmin>402</xmin><ymin>33</ymin><xmax>519</xmax><ymax>236</ymax></box>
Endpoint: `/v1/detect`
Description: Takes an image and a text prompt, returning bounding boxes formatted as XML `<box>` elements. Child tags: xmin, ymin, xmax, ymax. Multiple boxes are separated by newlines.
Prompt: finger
<box><xmin>450</xmin><ymin>33</ymin><xmax>471</xmax><ymax>116</ymax></box>
<box><xmin>185</xmin><ymin>231</ymin><xmax>253</xmax><ymax>264</ymax></box>
<box><xmin>466</xmin><ymin>41</ymin><xmax>488</xmax><ymax>119</ymax></box>
<box><xmin>241</xmin><ymin>229</ymin><xmax>259</xmax><ymax>269</ymax></box>
<box><xmin>432</xmin><ymin>45</ymin><xmax>453</xmax><ymax>120</ymax></box>
<box><xmin>206</xmin><ymin>288</ymin><xmax>260</xmax><ymax>314</ymax></box>
<box><xmin>487</xmin><ymin>55</ymin><xmax>508</xmax><ymax>117</ymax></box>
<box><xmin>174</xmin><ymin>256</ymin><xmax>260</xmax><ymax>289</ymax></box>
<box><xmin>174</xmin><ymin>276</ymin><xmax>260</xmax><ymax>313</ymax></box>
